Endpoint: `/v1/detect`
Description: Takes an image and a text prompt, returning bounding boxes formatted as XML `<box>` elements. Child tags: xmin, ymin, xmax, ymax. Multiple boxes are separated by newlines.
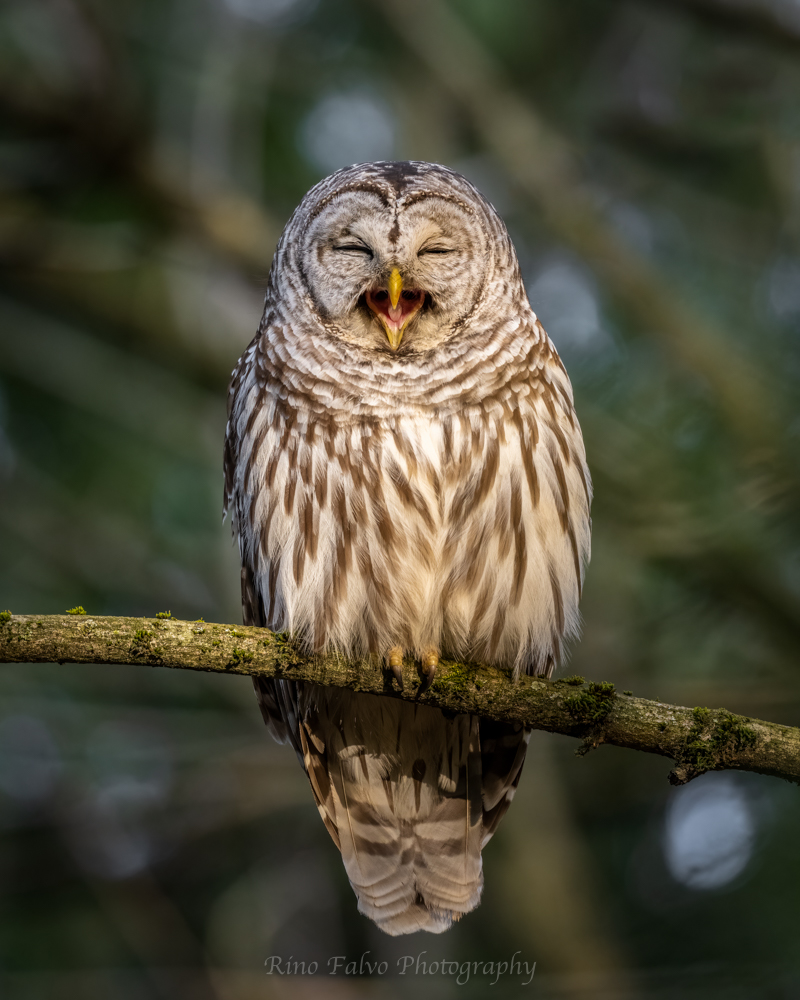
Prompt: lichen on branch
<box><xmin>0</xmin><ymin>613</ymin><xmax>798</xmax><ymax>786</ymax></box>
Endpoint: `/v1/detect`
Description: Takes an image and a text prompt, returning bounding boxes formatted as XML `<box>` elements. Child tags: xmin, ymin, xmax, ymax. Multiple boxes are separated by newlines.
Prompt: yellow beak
<box><xmin>388</xmin><ymin>268</ymin><xmax>403</xmax><ymax>309</ymax></box>
<box><xmin>365</xmin><ymin>268</ymin><xmax>424</xmax><ymax>351</ymax></box>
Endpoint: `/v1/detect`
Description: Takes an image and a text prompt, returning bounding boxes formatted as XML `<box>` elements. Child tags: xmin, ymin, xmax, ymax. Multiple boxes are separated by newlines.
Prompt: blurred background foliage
<box><xmin>1</xmin><ymin>0</ymin><xmax>799</xmax><ymax>996</ymax></box>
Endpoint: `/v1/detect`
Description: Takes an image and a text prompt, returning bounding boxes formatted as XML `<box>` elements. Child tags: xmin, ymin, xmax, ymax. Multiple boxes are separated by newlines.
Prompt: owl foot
<box><xmin>418</xmin><ymin>648</ymin><xmax>439</xmax><ymax>694</ymax></box>
<box><xmin>386</xmin><ymin>646</ymin><xmax>404</xmax><ymax>688</ymax></box>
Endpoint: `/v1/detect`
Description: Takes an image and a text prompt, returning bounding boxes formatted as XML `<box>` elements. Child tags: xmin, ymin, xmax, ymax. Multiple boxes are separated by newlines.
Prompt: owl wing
<box><xmin>226</xmin><ymin>342</ymin><xmax>308</xmax><ymax>758</ymax></box>
<box><xmin>479</xmin><ymin>717</ymin><xmax>531</xmax><ymax>847</ymax></box>
<box><xmin>241</xmin><ymin>561</ymin><xmax>307</xmax><ymax>763</ymax></box>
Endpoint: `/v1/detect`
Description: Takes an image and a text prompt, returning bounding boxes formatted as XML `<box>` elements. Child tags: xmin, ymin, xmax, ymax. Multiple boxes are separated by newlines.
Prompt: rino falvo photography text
<box><xmin>264</xmin><ymin>951</ymin><xmax>537</xmax><ymax>985</ymax></box>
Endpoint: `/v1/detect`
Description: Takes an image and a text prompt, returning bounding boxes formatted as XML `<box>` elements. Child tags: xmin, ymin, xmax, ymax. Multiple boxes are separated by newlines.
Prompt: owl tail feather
<box><xmin>271</xmin><ymin>683</ymin><xmax>528</xmax><ymax>936</ymax></box>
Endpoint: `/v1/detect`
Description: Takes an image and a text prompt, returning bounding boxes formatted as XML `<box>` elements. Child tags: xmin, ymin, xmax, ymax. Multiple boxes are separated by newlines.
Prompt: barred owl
<box><xmin>223</xmin><ymin>161</ymin><xmax>591</xmax><ymax>935</ymax></box>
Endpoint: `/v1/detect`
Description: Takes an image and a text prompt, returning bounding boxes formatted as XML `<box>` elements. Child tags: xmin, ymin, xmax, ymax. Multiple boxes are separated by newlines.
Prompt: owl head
<box><xmin>273</xmin><ymin>161</ymin><xmax>523</xmax><ymax>356</ymax></box>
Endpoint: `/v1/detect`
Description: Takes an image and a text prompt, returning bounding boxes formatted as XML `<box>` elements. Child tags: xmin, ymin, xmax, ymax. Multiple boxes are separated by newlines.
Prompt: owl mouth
<box><xmin>365</xmin><ymin>269</ymin><xmax>425</xmax><ymax>350</ymax></box>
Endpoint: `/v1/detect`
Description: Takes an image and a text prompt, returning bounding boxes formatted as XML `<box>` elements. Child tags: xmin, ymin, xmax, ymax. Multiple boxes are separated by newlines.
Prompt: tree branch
<box><xmin>1</xmin><ymin>614</ymin><xmax>797</xmax><ymax>786</ymax></box>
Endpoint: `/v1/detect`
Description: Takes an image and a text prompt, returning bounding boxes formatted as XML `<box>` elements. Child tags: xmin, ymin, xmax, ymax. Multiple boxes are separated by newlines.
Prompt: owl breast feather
<box><xmin>232</xmin><ymin>373</ymin><xmax>590</xmax><ymax>677</ymax></box>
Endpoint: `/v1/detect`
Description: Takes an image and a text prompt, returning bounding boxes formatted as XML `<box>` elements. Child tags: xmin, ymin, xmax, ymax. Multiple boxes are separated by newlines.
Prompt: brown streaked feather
<box><xmin>469</xmin><ymin>571</ymin><xmax>496</xmax><ymax>636</ymax></box>
<box><xmin>567</xmin><ymin>520</ymin><xmax>583</xmax><ymax>597</ymax></box>
<box><xmin>314</xmin><ymin>462</ymin><xmax>328</xmax><ymax>508</ymax></box>
<box><xmin>547</xmin><ymin>437</ymin><xmax>571</xmax><ymax>532</ymax></box>
<box><xmin>514</xmin><ymin>408</ymin><xmax>541</xmax><ymax>508</ymax></box>
<box><xmin>283</xmin><ymin>469</ymin><xmax>297</xmax><ymax>516</ymax></box>
<box><xmin>510</xmin><ymin>473</ymin><xmax>526</xmax><ymax>606</ymax></box>
<box><xmin>549</xmin><ymin>560</ymin><xmax>566</xmax><ymax>634</ymax></box>
<box><xmin>292</xmin><ymin>532</ymin><xmax>306</xmax><ymax>587</ymax></box>
<box><xmin>265</xmin><ymin>557</ymin><xmax>280</xmax><ymax>625</ymax></box>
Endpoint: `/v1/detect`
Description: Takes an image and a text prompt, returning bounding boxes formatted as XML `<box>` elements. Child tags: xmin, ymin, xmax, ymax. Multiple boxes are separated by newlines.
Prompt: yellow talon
<box><xmin>419</xmin><ymin>649</ymin><xmax>439</xmax><ymax>693</ymax></box>
<box><xmin>387</xmin><ymin>646</ymin><xmax>404</xmax><ymax>687</ymax></box>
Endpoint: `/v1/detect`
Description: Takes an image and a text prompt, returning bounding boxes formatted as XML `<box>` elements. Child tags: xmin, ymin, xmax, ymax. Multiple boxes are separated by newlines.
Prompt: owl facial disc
<box><xmin>366</xmin><ymin>268</ymin><xmax>425</xmax><ymax>350</ymax></box>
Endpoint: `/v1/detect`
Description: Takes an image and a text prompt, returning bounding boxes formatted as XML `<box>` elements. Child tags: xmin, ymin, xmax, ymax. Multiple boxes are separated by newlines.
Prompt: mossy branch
<box><xmin>0</xmin><ymin>613</ymin><xmax>798</xmax><ymax>786</ymax></box>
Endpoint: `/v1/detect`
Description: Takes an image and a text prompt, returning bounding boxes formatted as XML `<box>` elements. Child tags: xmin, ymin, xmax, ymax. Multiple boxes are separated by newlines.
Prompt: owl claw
<box><xmin>418</xmin><ymin>649</ymin><xmax>439</xmax><ymax>694</ymax></box>
<box><xmin>386</xmin><ymin>647</ymin><xmax>404</xmax><ymax>688</ymax></box>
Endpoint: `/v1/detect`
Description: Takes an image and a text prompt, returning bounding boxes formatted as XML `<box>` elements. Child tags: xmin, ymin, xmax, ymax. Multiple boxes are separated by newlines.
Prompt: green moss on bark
<box><xmin>670</xmin><ymin>706</ymin><xmax>759</xmax><ymax>784</ymax></box>
<box><xmin>564</xmin><ymin>681</ymin><xmax>616</xmax><ymax>726</ymax></box>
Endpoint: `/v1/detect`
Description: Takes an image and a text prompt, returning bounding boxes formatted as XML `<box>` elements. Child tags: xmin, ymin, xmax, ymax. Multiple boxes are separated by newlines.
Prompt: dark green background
<box><xmin>1</xmin><ymin>0</ymin><xmax>799</xmax><ymax>996</ymax></box>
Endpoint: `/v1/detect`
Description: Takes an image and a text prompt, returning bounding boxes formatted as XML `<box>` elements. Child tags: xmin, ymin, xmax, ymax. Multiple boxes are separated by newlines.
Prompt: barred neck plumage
<box><xmin>245</xmin><ymin>299</ymin><xmax>553</xmax><ymax>421</ymax></box>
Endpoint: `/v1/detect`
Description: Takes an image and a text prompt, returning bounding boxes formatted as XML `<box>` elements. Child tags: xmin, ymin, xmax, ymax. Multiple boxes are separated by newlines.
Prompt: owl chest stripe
<box><xmin>258</xmin><ymin>417</ymin><xmax>533</xmax><ymax>583</ymax></box>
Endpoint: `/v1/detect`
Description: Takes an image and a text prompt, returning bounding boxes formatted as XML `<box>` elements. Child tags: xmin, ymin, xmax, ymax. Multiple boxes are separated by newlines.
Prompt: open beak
<box><xmin>366</xmin><ymin>268</ymin><xmax>425</xmax><ymax>350</ymax></box>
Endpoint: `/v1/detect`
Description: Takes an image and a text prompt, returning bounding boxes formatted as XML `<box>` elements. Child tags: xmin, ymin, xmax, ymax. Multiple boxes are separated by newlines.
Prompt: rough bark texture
<box><xmin>1</xmin><ymin>613</ymin><xmax>798</xmax><ymax>786</ymax></box>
